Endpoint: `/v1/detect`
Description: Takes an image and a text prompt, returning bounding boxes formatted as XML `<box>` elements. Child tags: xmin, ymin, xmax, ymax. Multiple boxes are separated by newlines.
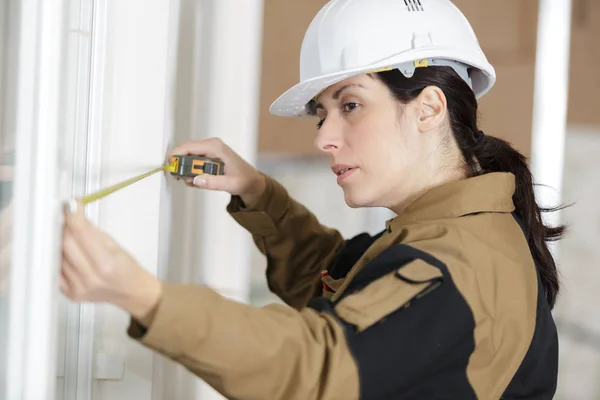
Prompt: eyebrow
<box><xmin>314</xmin><ymin>84</ymin><xmax>365</xmax><ymax>109</ymax></box>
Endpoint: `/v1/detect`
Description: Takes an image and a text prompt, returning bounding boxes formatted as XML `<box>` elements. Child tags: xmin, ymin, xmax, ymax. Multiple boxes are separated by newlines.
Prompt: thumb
<box><xmin>192</xmin><ymin>174</ymin><xmax>236</xmax><ymax>193</ymax></box>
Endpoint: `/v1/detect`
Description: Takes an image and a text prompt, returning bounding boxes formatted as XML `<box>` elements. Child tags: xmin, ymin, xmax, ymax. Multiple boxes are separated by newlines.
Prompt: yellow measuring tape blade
<box><xmin>79</xmin><ymin>161</ymin><xmax>177</xmax><ymax>205</ymax></box>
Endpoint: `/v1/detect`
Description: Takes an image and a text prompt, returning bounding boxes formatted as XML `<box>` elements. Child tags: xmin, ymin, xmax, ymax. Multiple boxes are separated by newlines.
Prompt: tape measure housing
<box><xmin>169</xmin><ymin>155</ymin><xmax>224</xmax><ymax>177</ymax></box>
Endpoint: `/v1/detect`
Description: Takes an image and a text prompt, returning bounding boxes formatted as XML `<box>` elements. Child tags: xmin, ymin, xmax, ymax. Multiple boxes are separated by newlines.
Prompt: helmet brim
<box><xmin>269</xmin><ymin>50</ymin><xmax>496</xmax><ymax>118</ymax></box>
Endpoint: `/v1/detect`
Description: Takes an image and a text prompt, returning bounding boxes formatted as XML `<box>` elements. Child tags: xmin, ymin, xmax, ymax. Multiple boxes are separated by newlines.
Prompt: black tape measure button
<box><xmin>203</xmin><ymin>163</ymin><xmax>218</xmax><ymax>175</ymax></box>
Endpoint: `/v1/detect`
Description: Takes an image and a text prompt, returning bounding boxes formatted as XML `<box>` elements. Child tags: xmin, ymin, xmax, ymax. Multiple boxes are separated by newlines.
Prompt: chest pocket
<box><xmin>333</xmin><ymin>259</ymin><xmax>444</xmax><ymax>333</ymax></box>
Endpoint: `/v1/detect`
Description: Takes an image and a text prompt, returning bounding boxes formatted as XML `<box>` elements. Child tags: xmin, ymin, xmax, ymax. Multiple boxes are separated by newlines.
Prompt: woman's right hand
<box><xmin>169</xmin><ymin>138</ymin><xmax>266</xmax><ymax>208</ymax></box>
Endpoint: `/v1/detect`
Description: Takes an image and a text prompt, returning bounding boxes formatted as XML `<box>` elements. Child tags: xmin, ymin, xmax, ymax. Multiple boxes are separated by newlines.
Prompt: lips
<box><xmin>331</xmin><ymin>164</ymin><xmax>359</xmax><ymax>184</ymax></box>
<box><xmin>331</xmin><ymin>164</ymin><xmax>357</xmax><ymax>176</ymax></box>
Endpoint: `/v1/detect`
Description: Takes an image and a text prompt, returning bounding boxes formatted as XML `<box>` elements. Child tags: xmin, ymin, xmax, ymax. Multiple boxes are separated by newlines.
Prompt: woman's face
<box><xmin>313</xmin><ymin>74</ymin><xmax>448</xmax><ymax>211</ymax></box>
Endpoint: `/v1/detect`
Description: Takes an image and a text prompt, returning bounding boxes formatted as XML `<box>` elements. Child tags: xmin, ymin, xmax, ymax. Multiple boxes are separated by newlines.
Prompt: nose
<box><xmin>314</xmin><ymin>115</ymin><xmax>343</xmax><ymax>154</ymax></box>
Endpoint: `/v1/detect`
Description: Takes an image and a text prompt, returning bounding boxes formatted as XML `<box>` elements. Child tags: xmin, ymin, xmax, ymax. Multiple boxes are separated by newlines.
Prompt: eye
<box><xmin>315</xmin><ymin>102</ymin><xmax>359</xmax><ymax>129</ymax></box>
<box><xmin>343</xmin><ymin>102</ymin><xmax>359</xmax><ymax>113</ymax></box>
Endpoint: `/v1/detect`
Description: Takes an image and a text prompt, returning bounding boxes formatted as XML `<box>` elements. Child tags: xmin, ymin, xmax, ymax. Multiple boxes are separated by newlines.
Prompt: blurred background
<box><xmin>0</xmin><ymin>0</ymin><xmax>598</xmax><ymax>399</ymax></box>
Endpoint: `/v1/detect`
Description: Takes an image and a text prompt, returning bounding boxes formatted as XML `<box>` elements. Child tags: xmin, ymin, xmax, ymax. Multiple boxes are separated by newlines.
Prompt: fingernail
<box><xmin>63</xmin><ymin>199</ymin><xmax>78</xmax><ymax>215</ymax></box>
<box><xmin>193</xmin><ymin>176</ymin><xmax>206</xmax><ymax>187</ymax></box>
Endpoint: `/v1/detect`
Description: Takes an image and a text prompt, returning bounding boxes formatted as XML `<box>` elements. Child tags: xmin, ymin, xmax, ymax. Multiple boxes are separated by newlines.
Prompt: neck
<box><xmin>389</xmin><ymin>156</ymin><xmax>466</xmax><ymax>216</ymax></box>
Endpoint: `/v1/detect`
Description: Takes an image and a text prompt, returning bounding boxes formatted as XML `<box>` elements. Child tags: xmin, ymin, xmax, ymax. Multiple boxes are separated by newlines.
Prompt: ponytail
<box><xmin>375</xmin><ymin>67</ymin><xmax>566</xmax><ymax>308</ymax></box>
<box><xmin>473</xmin><ymin>133</ymin><xmax>565</xmax><ymax>308</ymax></box>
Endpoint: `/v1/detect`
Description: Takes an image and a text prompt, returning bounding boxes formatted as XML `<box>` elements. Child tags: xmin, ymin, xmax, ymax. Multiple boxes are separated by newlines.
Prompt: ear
<box><xmin>415</xmin><ymin>86</ymin><xmax>447</xmax><ymax>132</ymax></box>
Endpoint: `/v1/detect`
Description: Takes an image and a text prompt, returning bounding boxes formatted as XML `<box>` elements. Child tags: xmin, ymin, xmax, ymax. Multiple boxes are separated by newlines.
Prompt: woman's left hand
<box><xmin>60</xmin><ymin>201</ymin><xmax>162</xmax><ymax>320</ymax></box>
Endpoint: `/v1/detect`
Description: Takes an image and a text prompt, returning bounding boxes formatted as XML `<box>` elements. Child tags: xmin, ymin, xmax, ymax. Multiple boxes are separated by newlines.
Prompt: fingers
<box><xmin>192</xmin><ymin>174</ymin><xmax>238</xmax><ymax>193</ymax></box>
<box><xmin>62</xmin><ymin>225</ymin><xmax>96</xmax><ymax>281</ymax></box>
<box><xmin>169</xmin><ymin>138</ymin><xmax>262</xmax><ymax>198</ymax></box>
<box><xmin>59</xmin><ymin>271</ymin><xmax>71</xmax><ymax>296</ymax></box>
<box><xmin>64</xmin><ymin>203</ymin><xmax>115</xmax><ymax>271</ymax></box>
<box><xmin>61</xmin><ymin>205</ymin><xmax>121</xmax><ymax>301</ymax></box>
<box><xmin>169</xmin><ymin>138</ymin><xmax>229</xmax><ymax>160</ymax></box>
<box><xmin>60</xmin><ymin>257</ymin><xmax>85</xmax><ymax>300</ymax></box>
<box><xmin>61</xmin><ymin>222</ymin><xmax>88</xmax><ymax>300</ymax></box>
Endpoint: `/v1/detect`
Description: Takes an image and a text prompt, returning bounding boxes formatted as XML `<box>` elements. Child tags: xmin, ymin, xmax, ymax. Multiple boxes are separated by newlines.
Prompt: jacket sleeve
<box><xmin>226</xmin><ymin>174</ymin><xmax>345</xmax><ymax>309</ymax></box>
<box><xmin>127</xmin><ymin>256</ymin><xmax>472</xmax><ymax>400</ymax></box>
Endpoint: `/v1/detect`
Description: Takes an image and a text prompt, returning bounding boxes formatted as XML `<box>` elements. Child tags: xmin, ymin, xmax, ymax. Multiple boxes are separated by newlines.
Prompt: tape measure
<box><xmin>168</xmin><ymin>154</ymin><xmax>224</xmax><ymax>177</ymax></box>
<box><xmin>76</xmin><ymin>155</ymin><xmax>224</xmax><ymax>206</ymax></box>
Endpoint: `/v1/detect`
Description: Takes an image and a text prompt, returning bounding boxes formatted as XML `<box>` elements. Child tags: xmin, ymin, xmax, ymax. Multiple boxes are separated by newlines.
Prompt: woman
<box><xmin>61</xmin><ymin>0</ymin><xmax>564</xmax><ymax>398</ymax></box>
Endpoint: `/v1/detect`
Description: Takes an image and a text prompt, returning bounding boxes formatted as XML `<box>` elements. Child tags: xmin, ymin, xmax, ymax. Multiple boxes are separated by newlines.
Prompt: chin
<box><xmin>342</xmin><ymin>187</ymin><xmax>377</xmax><ymax>209</ymax></box>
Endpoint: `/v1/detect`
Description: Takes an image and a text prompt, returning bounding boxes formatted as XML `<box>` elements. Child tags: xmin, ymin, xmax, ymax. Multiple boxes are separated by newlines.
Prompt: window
<box><xmin>0</xmin><ymin>1</ymin><xmax>98</xmax><ymax>398</ymax></box>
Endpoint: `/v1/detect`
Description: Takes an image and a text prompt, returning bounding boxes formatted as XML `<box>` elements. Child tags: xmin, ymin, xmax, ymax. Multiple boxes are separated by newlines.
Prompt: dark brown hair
<box><xmin>374</xmin><ymin>66</ymin><xmax>566</xmax><ymax>308</ymax></box>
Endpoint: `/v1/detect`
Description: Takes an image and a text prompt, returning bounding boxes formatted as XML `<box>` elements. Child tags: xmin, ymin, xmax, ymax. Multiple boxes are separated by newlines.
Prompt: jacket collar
<box><xmin>386</xmin><ymin>172</ymin><xmax>516</xmax><ymax>232</ymax></box>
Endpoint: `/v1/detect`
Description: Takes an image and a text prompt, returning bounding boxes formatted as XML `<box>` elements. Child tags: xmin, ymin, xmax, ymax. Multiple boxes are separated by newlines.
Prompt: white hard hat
<box><xmin>269</xmin><ymin>0</ymin><xmax>496</xmax><ymax>118</ymax></box>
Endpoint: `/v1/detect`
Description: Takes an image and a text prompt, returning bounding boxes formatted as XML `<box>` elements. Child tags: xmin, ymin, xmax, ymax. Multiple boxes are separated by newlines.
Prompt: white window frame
<box><xmin>5</xmin><ymin>0</ymin><xmax>105</xmax><ymax>399</ymax></box>
<box><xmin>58</xmin><ymin>0</ymin><xmax>108</xmax><ymax>399</ymax></box>
<box><xmin>7</xmin><ymin>0</ymin><xmax>68</xmax><ymax>399</ymax></box>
